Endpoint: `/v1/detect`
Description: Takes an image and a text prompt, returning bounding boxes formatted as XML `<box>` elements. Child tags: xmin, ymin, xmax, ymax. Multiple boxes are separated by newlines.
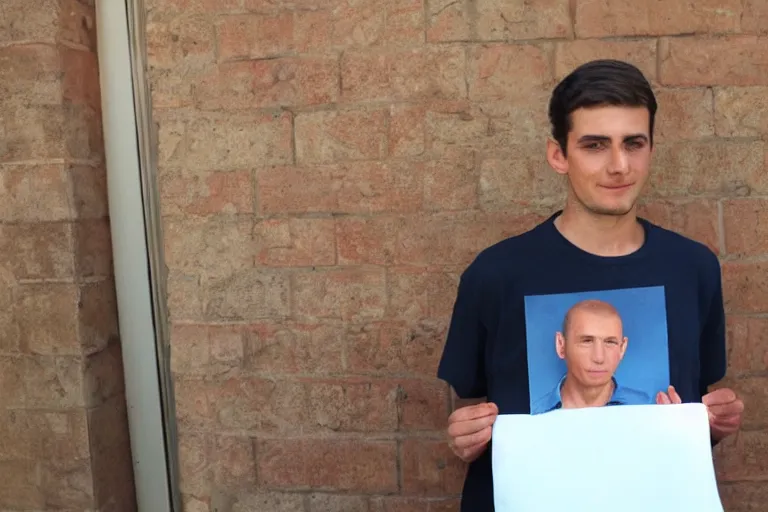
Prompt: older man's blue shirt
<box><xmin>531</xmin><ymin>375</ymin><xmax>653</xmax><ymax>415</ymax></box>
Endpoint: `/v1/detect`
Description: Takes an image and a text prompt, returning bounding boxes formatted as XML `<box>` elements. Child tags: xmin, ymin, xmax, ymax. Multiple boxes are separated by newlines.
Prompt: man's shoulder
<box><xmin>644</xmin><ymin>218</ymin><xmax>721</xmax><ymax>272</ymax></box>
<box><xmin>530</xmin><ymin>387</ymin><xmax>559</xmax><ymax>415</ymax></box>
<box><xmin>644</xmin><ymin>219</ymin><xmax>720</xmax><ymax>282</ymax></box>
<box><xmin>462</xmin><ymin>219</ymin><xmax>551</xmax><ymax>280</ymax></box>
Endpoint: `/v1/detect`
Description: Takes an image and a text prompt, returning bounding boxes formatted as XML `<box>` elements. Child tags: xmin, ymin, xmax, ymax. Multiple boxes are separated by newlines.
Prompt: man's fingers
<box><xmin>656</xmin><ymin>386</ymin><xmax>682</xmax><ymax>405</ymax></box>
<box><xmin>449</xmin><ymin>425</ymin><xmax>493</xmax><ymax>463</ymax></box>
<box><xmin>711</xmin><ymin>413</ymin><xmax>742</xmax><ymax>427</ymax></box>
<box><xmin>448</xmin><ymin>402</ymin><xmax>498</xmax><ymax>424</ymax></box>
<box><xmin>713</xmin><ymin>418</ymin><xmax>741</xmax><ymax>430</ymax></box>
<box><xmin>702</xmin><ymin>388</ymin><xmax>737</xmax><ymax>407</ymax></box>
<box><xmin>446</xmin><ymin>402</ymin><xmax>498</xmax><ymax>463</ymax></box>
<box><xmin>705</xmin><ymin>390</ymin><xmax>744</xmax><ymax>439</ymax></box>
<box><xmin>453</xmin><ymin>425</ymin><xmax>493</xmax><ymax>451</ymax></box>
<box><xmin>457</xmin><ymin>441</ymin><xmax>489</xmax><ymax>463</ymax></box>
<box><xmin>708</xmin><ymin>399</ymin><xmax>744</xmax><ymax>418</ymax></box>
<box><xmin>447</xmin><ymin>413</ymin><xmax>497</xmax><ymax>440</ymax></box>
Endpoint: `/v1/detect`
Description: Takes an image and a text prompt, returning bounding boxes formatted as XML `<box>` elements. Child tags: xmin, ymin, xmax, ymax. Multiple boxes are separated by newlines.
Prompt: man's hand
<box><xmin>447</xmin><ymin>402</ymin><xmax>499</xmax><ymax>463</ymax></box>
<box><xmin>703</xmin><ymin>388</ymin><xmax>744</xmax><ymax>442</ymax></box>
<box><xmin>655</xmin><ymin>385</ymin><xmax>682</xmax><ymax>404</ymax></box>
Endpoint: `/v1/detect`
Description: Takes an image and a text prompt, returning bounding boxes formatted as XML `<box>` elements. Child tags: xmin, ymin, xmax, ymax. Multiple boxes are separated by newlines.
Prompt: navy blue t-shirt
<box><xmin>437</xmin><ymin>211</ymin><xmax>726</xmax><ymax>512</ymax></box>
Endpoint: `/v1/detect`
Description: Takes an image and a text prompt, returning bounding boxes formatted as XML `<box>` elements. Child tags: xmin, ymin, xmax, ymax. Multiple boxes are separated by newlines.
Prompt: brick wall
<box><xmin>147</xmin><ymin>0</ymin><xmax>768</xmax><ymax>511</ymax></box>
<box><xmin>0</xmin><ymin>1</ymin><xmax>136</xmax><ymax>510</ymax></box>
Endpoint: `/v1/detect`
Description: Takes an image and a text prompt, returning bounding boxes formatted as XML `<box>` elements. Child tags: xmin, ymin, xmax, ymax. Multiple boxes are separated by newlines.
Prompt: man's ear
<box><xmin>546</xmin><ymin>138</ymin><xmax>568</xmax><ymax>176</ymax></box>
<box><xmin>555</xmin><ymin>331</ymin><xmax>566</xmax><ymax>359</ymax></box>
<box><xmin>619</xmin><ymin>336</ymin><xmax>628</xmax><ymax>360</ymax></box>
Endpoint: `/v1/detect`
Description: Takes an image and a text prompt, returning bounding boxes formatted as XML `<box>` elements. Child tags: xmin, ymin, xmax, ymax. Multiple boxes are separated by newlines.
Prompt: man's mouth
<box><xmin>600</xmin><ymin>183</ymin><xmax>633</xmax><ymax>190</ymax></box>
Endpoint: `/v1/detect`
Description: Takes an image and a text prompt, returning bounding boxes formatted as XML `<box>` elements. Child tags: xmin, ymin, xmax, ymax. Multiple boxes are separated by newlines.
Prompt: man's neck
<box><xmin>554</xmin><ymin>202</ymin><xmax>645</xmax><ymax>257</ymax></box>
<box><xmin>560</xmin><ymin>376</ymin><xmax>615</xmax><ymax>409</ymax></box>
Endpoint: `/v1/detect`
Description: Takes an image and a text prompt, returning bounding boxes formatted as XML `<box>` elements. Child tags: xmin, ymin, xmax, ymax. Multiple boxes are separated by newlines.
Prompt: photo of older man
<box><xmin>531</xmin><ymin>299</ymin><xmax>653</xmax><ymax>414</ymax></box>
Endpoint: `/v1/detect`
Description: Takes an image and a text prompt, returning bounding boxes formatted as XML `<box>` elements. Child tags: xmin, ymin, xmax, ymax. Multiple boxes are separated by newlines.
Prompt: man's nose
<box><xmin>609</xmin><ymin>147</ymin><xmax>629</xmax><ymax>174</ymax></box>
<box><xmin>591</xmin><ymin>342</ymin><xmax>605</xmax><ymax>363</ymax></box>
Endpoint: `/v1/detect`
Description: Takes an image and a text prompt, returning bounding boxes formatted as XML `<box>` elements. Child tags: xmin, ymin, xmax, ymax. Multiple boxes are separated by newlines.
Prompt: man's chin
<box><xmin>590</xmin><ymin>204</ymin><xmax>635</xmax><ymax>216</ymax></box>
<box><xmin>583</xmin><ymin>371</ymin><xmax>613</xmax><ymax>384</ymax></box>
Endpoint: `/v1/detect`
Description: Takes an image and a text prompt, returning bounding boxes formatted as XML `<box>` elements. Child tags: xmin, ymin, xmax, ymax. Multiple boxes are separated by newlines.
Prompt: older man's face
<box><xmin>557</xmin><ymin>308</ymin><xmax>627</xmax><ymax>388</ymax></box>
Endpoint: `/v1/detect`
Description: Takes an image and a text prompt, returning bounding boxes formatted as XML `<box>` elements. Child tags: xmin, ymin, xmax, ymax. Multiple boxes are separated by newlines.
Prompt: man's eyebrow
<box><xmin>576</xmin><ymin>135</ymin><xmax>610</xmax><ymax>143</ymax></box>
<box><xmin>576</xmin><ymin>134</ymin><xmax>649</xmax><ymax>143</ymax></box>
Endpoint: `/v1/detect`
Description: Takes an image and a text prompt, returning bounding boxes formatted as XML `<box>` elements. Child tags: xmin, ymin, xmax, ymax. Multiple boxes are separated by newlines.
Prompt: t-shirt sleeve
<box><xmin>699</xmin><ymin>253</ymin><xmax>727</xmax><ymax>397</ymax></box>
<box><xmin>436</xmin><ymin>267</ymin><xmax>488</xmax><ymax>399</ymax></box>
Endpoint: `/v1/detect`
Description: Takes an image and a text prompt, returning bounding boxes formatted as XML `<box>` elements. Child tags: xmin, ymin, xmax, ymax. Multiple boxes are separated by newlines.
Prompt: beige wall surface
<box><xmin>146</xmin><ymin>0</ymin><xmax>768</xmax><ymax>510</ymax></box>
<box><xmin>4</xmin><ymin>0</ymin><xmax>764</xmax><ymax>511</ymax></box>
<box><xmin>0</xmin><ymin>0</ymin><xmax>136</xmax><ymax>510</ymax></box>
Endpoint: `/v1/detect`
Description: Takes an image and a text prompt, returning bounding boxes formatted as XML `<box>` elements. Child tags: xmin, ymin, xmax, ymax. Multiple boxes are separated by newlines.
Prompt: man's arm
<box><xmin>699</xmin><ymin>252</ymin><xmax>743</xmax><ymax>445</ymax></box>
<box><xmin>699</xmin><ymin>254</ymin><xmax>726</xmax><ymax>400</ymax></box>
<box><xmin>437</xmin><ymin>266</ymin><xmax>488</xmax><ymax>400</ymax></box>
<box><xmin>437</xmin><ymin>264</ymin><xmax>498</xmax><ymax>462</ymax></box>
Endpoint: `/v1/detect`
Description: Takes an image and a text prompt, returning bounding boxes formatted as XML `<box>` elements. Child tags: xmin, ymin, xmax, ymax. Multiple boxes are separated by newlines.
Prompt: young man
<box><xmin>436</xmin><ymin>59</ymin><xmax>745</xmax><ymax>511</ymax></box>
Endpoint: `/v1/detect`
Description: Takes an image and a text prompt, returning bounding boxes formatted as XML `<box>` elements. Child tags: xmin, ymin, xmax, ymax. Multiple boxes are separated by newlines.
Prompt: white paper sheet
<box><xmin>491</xmin><ymin>403</ymin><xmax>724</xmax><ymax>512</ymax></box>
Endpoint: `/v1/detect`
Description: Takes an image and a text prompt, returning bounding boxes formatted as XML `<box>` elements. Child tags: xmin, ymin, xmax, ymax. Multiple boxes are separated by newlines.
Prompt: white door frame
<box><xmin>95</xmin><ymin>1</ymin><xmax>180</xmax><ymax>510</ymax></box>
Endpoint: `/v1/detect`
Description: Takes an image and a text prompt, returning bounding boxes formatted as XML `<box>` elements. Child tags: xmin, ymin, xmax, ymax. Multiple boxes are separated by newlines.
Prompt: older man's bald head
<box><xmin>561</xmin><ymin>299</ymin><xmax>623</xmax><ymax>338</ymax></box>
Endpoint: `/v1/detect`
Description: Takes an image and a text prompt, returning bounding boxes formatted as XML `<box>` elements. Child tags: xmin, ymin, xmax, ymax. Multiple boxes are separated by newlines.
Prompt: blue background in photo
<box><xmin>524</xmin><ymin>286</ymin><xmax>670</xmax><ymax>410</ymax></box>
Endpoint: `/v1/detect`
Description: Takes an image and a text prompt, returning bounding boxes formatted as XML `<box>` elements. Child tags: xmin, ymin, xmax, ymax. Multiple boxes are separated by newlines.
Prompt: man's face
<box><xmin>551</xmin><ymin>105</ymin><xmax>653</xmax><ymax>216</ymax></box>
<box><xmin>556</xmin><ymin>309</ymin><xmax>628</xmax><ymax>388</ymax></box>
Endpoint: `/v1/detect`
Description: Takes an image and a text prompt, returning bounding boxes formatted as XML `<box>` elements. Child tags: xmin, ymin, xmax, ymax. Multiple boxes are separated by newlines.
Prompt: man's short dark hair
<box><xmin>548</xmin><ymin>59</ymin><xmax>657</xmax><ymax>156</ymax></box>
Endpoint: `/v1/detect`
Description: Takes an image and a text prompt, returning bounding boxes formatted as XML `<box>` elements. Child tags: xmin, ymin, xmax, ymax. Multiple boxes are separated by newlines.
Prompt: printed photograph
<box><xmin>524</xmin><ymin>286</ymin><xmax>670</xmax><ymax>415</ymax></box>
